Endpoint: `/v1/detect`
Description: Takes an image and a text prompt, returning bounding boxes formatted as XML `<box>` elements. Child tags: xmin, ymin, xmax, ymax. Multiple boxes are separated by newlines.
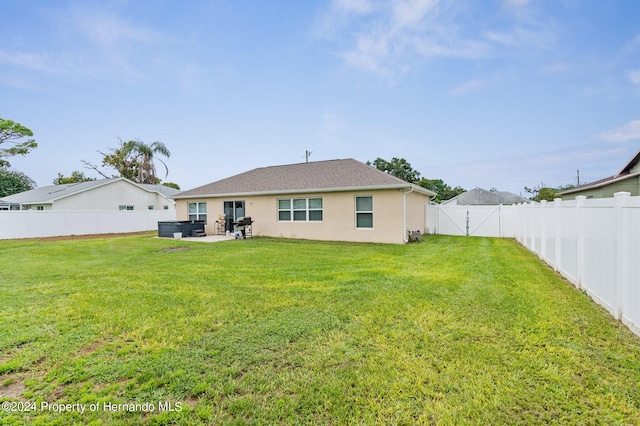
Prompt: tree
<box><xmin>367</xmin><ymin>157</ymin><xmax>421</xmax><ymax>183</ymax></box>
<box><xmin>524</xmin><ymin>184</ymin><xmax>560</xmax><ymax>202</ymax></box>
<box><xmin>53</xmin><ymin>171</ymin><xmax>96</xmax><ymax>185</ymax></box>
<box><xmin>128</xmin><ymin>140</ymin><xmax>171</xmax><ymax>184</ymax></box>
<box><xmin>0</xmin><ymin>118</ymin><xmax>37</xmax><ymax>167</ymax></box>
<box><xmin>0</xmin><ymin>168</ymin><xmax>36</xmax><ymax>197</ymax></box>
<box><xmin>162</xmin><ymin>182</ymin><xmax>180</xmax><ymax>190</ymax></box>
<box><xmin>83</xmin><ymin>138</ymin><xmax>172</xmax><ymax>184</ymax></box>
<box><xmin>418</xmin><ymin>178</ymin><xmax>465</xmax><ymax>203</ymax></box>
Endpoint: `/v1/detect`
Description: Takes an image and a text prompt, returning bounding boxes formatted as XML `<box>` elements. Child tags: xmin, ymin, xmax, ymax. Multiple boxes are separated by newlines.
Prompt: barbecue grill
<box><xmin>234</xmin><ymin>216</ymin><xmax>253</xmax><ymax>239</ymax></box>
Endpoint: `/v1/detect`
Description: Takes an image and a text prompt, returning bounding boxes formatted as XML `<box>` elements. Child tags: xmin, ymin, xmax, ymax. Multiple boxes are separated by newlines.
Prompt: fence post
<box><xmin>576</xmin><ymin>196</ymin><xmax>586</xmax><ymax>290</ymax></box>
<box><xmin>540</xmin><ymin>200</ymin><xmax>547</xmax><ymax>262</ymax></box>
<box><xmin>614</xmin><ymin>192</ymin><xmax>631</xmax><ymax>320</ymax></box>
<box><xmin>554</xmin><ymin>198</ymin><xmax>562</xmax><ymax>273</ymax></box>
<box><xmin>526</xmin><ymin>202</ymin><xmax>533</xmax><ymax>249</ymax></box>
<box><xmin>518</xmin><ymin>203</ymin><xmax>525</xmax><ymax>245</ymax></box>
<box><xmin>524</xmin><ymin>203</ymin><xmax>529</xmax><ymax>248</ymax></box>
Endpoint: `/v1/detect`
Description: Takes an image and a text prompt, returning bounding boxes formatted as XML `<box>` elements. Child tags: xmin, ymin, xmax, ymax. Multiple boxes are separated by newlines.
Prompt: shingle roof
<box><xmin>175</xmin><ymin>158</ymin><xmax>436</xmax><ymax>198</ymax></box>
<box><xmin>0</xmin><ymin>178</ymin><xmax>180</xmax><ymax>204</ymax></box>
<box><xmin>443</xmin><ymin>187</ymin><xmax>527</xmax><ymax>205</ymax></box>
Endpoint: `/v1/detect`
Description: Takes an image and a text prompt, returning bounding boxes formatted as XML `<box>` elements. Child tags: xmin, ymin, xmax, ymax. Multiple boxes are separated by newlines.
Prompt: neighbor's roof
<box><xmin>442</xmin><ymin>187</ymin><xmax>527</xmax><ymax>205</ymax></box>
<box><xmin>560</xmin><ymin>148</ymin><xmax>640</xmax><ymax>195</ymax></box>
<box><xmin>0</xmin><ymin>178</ymin><xmax>180</xmax><ymax>205</ymax></box>
<box><xmin>175</xmin><ymin>158</ymin><xmax>436</xmax><ymax>198</ymax></box>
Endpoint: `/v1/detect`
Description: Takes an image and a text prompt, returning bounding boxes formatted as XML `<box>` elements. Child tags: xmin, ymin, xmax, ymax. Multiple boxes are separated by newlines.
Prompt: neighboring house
<box><xmin>560</xmin><ymin>148</ymin><xmax>640</xmax><ymax>200</ymax></box>
<box><xmin>0</xmin><ymin>178</ymin><xmax>179</xmax><ymax>211</ymax></box>
<box><xmin>174</xmin><ymin>159</ymin><xmax>436</xmax><ymax>244</ymax></box>
<box><xmin>442</xmin><ymin>187</ymin><xmax>527</xmax><ymax>206</ymax></box>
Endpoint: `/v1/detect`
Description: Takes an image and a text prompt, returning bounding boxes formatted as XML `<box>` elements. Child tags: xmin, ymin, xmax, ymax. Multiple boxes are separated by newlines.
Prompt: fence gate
<box><xmin>432</xmin><ymin>205</ymin><xmax>503</xmax><ymax>237</ymax></box>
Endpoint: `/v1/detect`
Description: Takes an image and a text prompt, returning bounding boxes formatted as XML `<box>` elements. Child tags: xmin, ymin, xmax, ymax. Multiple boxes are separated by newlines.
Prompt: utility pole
<box><xmin>305</xmin><ymin>150</ymin><xmax>312</xmax><ymax>163</ymax></box>
<box><xmin>577</xmin><ymin>170</ymin><xmax>580</xmax><ymax>186</ymax></box>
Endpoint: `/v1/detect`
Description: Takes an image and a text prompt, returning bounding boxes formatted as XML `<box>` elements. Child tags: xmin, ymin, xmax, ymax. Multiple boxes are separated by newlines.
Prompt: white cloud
<box><xmin>333</xmin><ymin>0</ymin><xmax>375</xmax><ymax>15</ymax></box>
<box><xmin>316</xmin><ymin>0</ymin><xmax>556</xmax><ymax>79</ymax></box>
<box><xmin>483</xmin><ymin>22</ymin><xmax>556</xmax><ymax>51</ymax></box>
<box><xmin>69</xmin><ymin>7</ymin><xmax>163</xmax><ymax>46</ymax></box>
<box><xmin>318</xmin><ymin>0</ymin><xmax>484</xmax><ymax>77</ymax></box>
<box><xmin>391</xmin><ymin>0</ymin><xmax>439</xmax><ymax>30</ymax></box>
<box><xmin>0</xmin><ymin>50</ymin><xmax>53</xmax><ymax>72</ymax></box>
<box><xmin>599</xmin><ymin>120</ymin><xmax>640</xmax><ymax>143</ymax></box>
<box><xmin>0</xmin><ymin>6</ymin><xmax>175</xmax><ymax>84</ymax></box>
<box><xmin>0</xmin><ymin>49</ymin><xmax>96</xmax><ymax>77</ymax></box>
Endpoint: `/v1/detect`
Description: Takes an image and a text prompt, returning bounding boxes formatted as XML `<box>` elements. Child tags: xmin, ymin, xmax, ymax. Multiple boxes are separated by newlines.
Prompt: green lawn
<box><xmin>1</xmin><ymin>234</ymin><xmax>639</xmax><ymax>425</ymax></box>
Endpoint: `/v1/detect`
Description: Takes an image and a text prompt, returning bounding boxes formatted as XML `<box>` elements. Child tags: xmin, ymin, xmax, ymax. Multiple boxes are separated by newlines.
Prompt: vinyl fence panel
<box><xmin>0</xmin><ymin>210</ymin><xmax>176</xmax><ymax>239</ymax></box>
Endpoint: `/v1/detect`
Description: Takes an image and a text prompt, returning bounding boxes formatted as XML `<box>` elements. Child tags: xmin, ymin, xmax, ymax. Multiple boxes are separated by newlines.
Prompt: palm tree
<box><xmin>125</xmin><ymin>140</ymin><xmax>171</xmax><ymax>184</ymax></box>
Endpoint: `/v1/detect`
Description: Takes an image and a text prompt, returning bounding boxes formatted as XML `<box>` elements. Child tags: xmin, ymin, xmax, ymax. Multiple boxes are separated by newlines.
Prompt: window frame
<box><xmin>355</xmin><ymin>195</ymin><xmax>373</xmax><ymax>229</ymax></box>
<box><xmin>278</xmin><ymin>197</ymin><xmax>323</xmax><ymax>222</ymax></box>
<box><xmin>188</xmin><ymin>202</ymin><xmax>207</xmax><ymax>223</ymax></box>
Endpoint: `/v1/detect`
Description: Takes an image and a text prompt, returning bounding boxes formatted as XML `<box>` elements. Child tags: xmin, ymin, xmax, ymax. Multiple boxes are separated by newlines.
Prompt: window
<box><xmin>278</xmin><ymin>199</ymin><xmax>291</xmax><ymax>221</ymax></box>
<box><xmin>355</xmin><ymin>196</ymin><xmax>373</xmax><ymax>228</ymax></box>
<box><xmin>36</xmin><ymin>206</ymin><xmax>44</xmax><ymax>211</ymax></box>
<box><xmin>163</xmin><ymin>205</ymin><xmax>169</xmax><ymax>210</ymax></box>
<box><xmin>188</xmin><ymin>202</ymin><xmax>207</xmax><ymax>222</ymax></box>
<box><xmin>308</xmin><ymin>198</ymin><xmax>323</xmax><ymax>221</ymax></box>
<box><xmin>278</xmin><ymin>197</ymin><xmax>322</xmax><ymax>222</ymax></box>
<box><xmin>293</xmin><ymin>198</ymin><xmax>307</xmax><ymax>221</ymax></box>
<box><xmin>119</xmin><ymin>205</ymin><xmax>134</xmax><ymax>211</ymax></box>
<box><xmin>148</xmin><ymin>205</ymin><xmax>154</xmax><ymax>210</ymax></box>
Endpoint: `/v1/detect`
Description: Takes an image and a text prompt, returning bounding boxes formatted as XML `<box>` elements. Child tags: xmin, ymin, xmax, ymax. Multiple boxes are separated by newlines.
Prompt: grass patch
<box><xmin>1</xmin><ymin>234</ymin><xmax>639</xmax><ymax>424</ymax></box>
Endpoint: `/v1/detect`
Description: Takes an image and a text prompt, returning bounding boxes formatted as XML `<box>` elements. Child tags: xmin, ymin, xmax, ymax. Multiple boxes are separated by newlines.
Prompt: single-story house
<box><xmin>442</xmin><ymin>187</ymin><xmax>527</xmax><ymax>206</ymax></box>
<box><xmin>0</xmin><ymin>178</ymin><xmax>179</xmax><ymax>211</ymax></box>
<box><xmin>560</xmin><ymin>148</ymin><xmax>640</xmax><ymax>200</ymax></box>
<box><xmin>173</xmin><ymin>159</ymin><xmax>436</xmax><ymax>244</ymax></box>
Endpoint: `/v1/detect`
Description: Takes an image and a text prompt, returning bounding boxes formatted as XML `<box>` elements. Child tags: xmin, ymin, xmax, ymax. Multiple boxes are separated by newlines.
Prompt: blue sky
<box><xmin>2</xmin><ymin>0</ymin><xmax>640</xmax><ymax>195</ymax></box>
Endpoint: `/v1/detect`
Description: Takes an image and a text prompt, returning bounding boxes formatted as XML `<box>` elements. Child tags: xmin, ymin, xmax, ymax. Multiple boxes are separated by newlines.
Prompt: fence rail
<box><xmin>0</xmin><ymin>209</ymin><xmax>176</xmax><ymax>240</ymax></box>
<box><xmin>428</xmin><ymin>192</ymin><xmax>640</xmax><ymax>337</ymax></box>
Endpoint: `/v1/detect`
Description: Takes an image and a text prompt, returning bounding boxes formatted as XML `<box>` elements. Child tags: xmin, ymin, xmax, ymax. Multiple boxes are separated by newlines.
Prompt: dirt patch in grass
<box><xmin>159</xmin><ymin>246</ymin><xmax>191</xmax><ymax>252</ymax></box>
<box><xmin>1</xmin><ymin>375</ymin><xmax>26</xmax><ymax>400</ymax></box>
<box><xmin>76</xmin><ymin>339</ymin><xmax>109</xmax><ymax>357</ymax></box>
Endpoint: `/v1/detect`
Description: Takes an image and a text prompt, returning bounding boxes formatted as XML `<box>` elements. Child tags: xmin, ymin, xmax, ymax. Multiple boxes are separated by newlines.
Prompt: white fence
<box><xmin>427</xmin><ymin>204</ymin><xmax>520</xmax><ymax>237</ymax></box>
<box><xmin>0</xmin><ymin>209</ymin><xmax>176</xmax><ymax>240</ymax></box>
<box><xmin>428</xmin><ymin>192</ymin><xmax>640</xmax><ymax>337</ymax></box>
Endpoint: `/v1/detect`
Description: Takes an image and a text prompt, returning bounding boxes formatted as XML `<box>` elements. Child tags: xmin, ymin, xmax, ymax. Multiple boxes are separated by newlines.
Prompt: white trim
<box><xmin>174</xmin><ymin>183</ymin><xmax>436</xmax><ymax>200</ymax></box>
<box><xmin>277</xmin><ymin>197</ymin><xmax>323</xmax><ymax>222</ymax></box>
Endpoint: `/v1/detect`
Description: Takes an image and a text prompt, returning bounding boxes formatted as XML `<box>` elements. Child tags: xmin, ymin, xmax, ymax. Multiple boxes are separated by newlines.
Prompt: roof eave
<box><xmin>173</xmin><ymin>184</ymin><xmax>436</xmax><ymax>199</ymax></box>
<box><xmin>43</xmin><ymin>178</ymin><xmax>126</xmax><ymax>203</ymax></box>
<box><xmin>559</xmin><ymin>172</ymin><xmax>640</xmax><ymax>195</ymax></box>
<box><xmin>614</xmin><ymin>147</ymin><xmax>640</xmax><ymax>177</ymax></box>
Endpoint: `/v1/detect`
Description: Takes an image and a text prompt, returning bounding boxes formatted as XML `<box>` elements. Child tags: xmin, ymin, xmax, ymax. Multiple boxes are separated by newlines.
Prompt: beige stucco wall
<box><xmin>176</xmin><ymin>189</ymin><xmax>431</xmax><ymax>244</ymax></box>
<box><xmin>562</xmin><ymin>176</ymin><xmax>640</xmax><ymax>200</ymax></box>
<box><xmin>51</xmin><ymin>180</ymin><xmax>175</xmax><ymax>211</ymax></box>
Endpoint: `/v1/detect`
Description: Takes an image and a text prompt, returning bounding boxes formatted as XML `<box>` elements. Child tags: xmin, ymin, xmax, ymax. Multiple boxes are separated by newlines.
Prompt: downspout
<box><xmin>403</xmin><ymin>186</ymin><xmax>414</xmax><ymax>243</ymax></box>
